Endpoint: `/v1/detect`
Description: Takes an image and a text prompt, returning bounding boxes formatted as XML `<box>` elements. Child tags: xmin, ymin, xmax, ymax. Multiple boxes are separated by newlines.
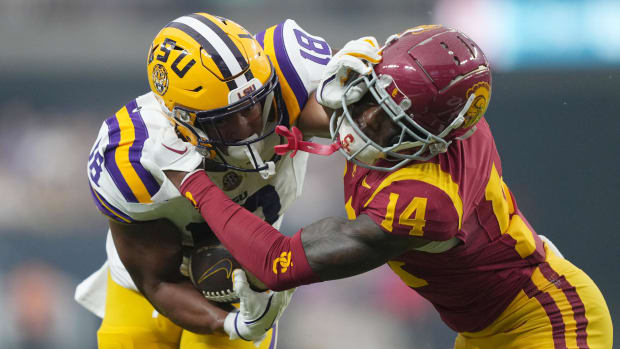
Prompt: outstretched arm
<box><xmin>295</xmin><ymin>91</ymin><xmax>331</xmax><ymax>138</ymax></box>
<box><xmin>300</xmin><ymin>215</ymin><xmax>425</xmax><ymax>281</ymax></box>
<box><xmin>167</xmin><ymin>170</ymin><xmax>427</xmax><ymax>290</ymax></box>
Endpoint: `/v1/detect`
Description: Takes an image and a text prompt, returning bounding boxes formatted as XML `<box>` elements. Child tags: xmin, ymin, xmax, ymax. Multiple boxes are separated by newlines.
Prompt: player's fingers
<box><xmin>345</xmin><ymin>51</ymin><xmax>381</xmax><ymax>64</ymax></box>
<box><xmin>284</xmin><ymin>287</ymin><xmax>296</xmax><ymax>301</ymax></box>
<box><xmin>272</xmin><ymin>288</ymin><xmax>294</xmax><ymax>308</ymax></box>
<box><xmin>345</xmin><ymin>86</ymin><xmax>368</xmax><ymax>104</ymax></box>
<box><xmin>340</xmin><ymin>56</ymin><xmax>372</xmax><ymax>75</ymax></box>
<box><xmin>360</xmin><ymin>36</ymin><xmax>379</xmax><ymax>48</ymax></box>
<box><xmin>340</xmin><ymin>37</ymin><xmax>381</xmax><ymax>63</ymax></box>
<box><xmin>232</xmin><ymin>269</ymin><xmax>250</xmax><ymax>297</ymax></box>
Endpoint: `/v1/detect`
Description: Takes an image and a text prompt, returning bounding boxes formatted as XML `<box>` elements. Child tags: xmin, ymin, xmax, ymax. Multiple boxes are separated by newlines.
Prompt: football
<box><xmin>189</xmin><ymin>242</ymin><xmax>268</xmax><ymax>303</ymax></box>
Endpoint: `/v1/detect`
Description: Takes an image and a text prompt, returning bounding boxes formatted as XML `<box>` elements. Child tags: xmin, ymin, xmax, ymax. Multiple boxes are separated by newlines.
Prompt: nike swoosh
<box><xmin>197</xmin><ymin>258</ymin><xmax>234</xmax><ymax>284</ymax></box>
<box><xmin>162</xmin><ymin>143</ymin><xmax>188</xmax><ymax>155</ymax></box>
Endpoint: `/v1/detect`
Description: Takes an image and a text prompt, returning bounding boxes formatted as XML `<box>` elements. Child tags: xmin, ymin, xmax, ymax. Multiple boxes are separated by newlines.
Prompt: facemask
<box><xmin>338</xmin><ymin>117</ymin><xmax>384</xmax><ymax>165</ymax></box>
<box><xmin>226</xmin><ymin>134</ymin><xmax>275</xmax><ymax>179</ymax></box>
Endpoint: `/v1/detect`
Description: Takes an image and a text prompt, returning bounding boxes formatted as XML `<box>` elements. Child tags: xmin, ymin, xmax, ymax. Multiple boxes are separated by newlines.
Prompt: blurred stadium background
<box><xmin>0</xmin><ymin>0</ymin><xmax>618</xmax><ymax>347</ymax></box>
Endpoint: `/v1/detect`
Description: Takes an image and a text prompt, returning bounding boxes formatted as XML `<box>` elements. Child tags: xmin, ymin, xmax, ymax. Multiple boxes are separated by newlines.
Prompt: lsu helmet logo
<box><xmin>152</xmin><ymin>64</ymin><xmax>169</xmax><ymax>95</ymax></box>
<box><xmin>462</xmin><ymin>82</ymin><xmax>490</xmax><ymax>129</ymax></box>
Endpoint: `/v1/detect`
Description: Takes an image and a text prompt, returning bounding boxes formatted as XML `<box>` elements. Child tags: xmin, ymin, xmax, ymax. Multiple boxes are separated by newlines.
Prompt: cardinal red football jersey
<box><xmin>342</xmin><ymin>118</ymin><xmax>546</xmax><ymax>332</ymax></box>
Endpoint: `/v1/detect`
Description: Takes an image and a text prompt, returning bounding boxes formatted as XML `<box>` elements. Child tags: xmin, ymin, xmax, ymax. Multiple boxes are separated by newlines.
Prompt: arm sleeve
<box><xmin>180</xmin><ymin>170</ymin><xmax>319</xmax><ymax>291</ymax></box>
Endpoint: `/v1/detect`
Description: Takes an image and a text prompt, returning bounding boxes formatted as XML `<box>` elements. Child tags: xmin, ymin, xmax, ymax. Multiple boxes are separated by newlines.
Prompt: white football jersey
<box><xmin>77</xmin><ymin>19</ymin><xmax>331</xmax><ymax>316</ymax></box>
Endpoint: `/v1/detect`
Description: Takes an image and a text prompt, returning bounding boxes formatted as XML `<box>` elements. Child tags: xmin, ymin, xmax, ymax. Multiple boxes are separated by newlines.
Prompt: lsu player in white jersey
<box><xmin>75</xmin><ymin>12</ymin><xmax>332</xmax><ymax>349</ymax></box>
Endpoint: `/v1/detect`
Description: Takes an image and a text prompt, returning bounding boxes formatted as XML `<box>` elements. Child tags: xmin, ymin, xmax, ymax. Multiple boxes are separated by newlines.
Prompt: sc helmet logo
<box><xmin>341</xmin><ymin>134</ymin><xmax>355</xmax><ymax>153</ymax></box>
<box><xmin>462</xmin><ymin>82</ymin><xmax>490</xmax><ymax>128</ymax></box>
<box><xmin>152</xmin><ymin>64</ymin><xmax>169</xmax><ymax>95</ymax></box>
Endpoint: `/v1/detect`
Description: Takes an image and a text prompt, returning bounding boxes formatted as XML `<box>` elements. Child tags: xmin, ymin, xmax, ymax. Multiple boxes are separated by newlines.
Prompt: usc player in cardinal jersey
<box><xmin>169</xmin><ymin>26</ymin><xmax>613</xmax><ymax>348</ymax></box>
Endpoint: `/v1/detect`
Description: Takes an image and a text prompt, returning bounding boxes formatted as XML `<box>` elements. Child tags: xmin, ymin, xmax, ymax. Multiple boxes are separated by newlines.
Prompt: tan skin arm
<box><xmin>295</xmin><ymin>91</ymin><xmax>332</xmax><ymax>138</ymax></box>
<box><xmin>109</xmin><ymin>218</ymin><xmax>232</xmax><ymax>334</ymax></box>
<box><xmin>165</xmin><ymin>171</ymin><xmax>432</xmax><ymax>283</ymax></box>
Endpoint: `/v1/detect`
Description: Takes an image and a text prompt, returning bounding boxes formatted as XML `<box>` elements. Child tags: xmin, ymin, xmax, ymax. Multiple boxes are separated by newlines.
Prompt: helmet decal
<box><xmin>229</xmin><ymin>78</ymin><xmax>261</xmax><ymax>104</ymax></box>
<box><xmin>165</xmin><ymin>14</ymin><xmax>250</xmax><ymax>88</ymax></box>
<box><xmin>463</xmin><ymin>82</ymin><xmax>490</xmax><ymax>129</ymax></box>
<box><xmin>152</xmin><ymin>64</ymin><xmax>169</xmax><ymax>95</ymax></box>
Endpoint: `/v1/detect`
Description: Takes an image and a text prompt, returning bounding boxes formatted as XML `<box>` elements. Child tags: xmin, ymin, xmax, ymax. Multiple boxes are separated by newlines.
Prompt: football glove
<box><xmin>316</xmin><ymin>36</ymin><xmax>381</xmax><ymax>109</ymax></box>
<box><xmin>539</xmin><ymin>235</ymin><xmax>565</xmax><ymax>258</ymax></box>
<box><xmin>159</xmin><ymin>125</ymin><xmax>204</xmax><ymax>173</ymax></box>
<box><xmin>224</xmin><ymin>269</ymin><xmax>295</xmax><ymax>346</ymax></box>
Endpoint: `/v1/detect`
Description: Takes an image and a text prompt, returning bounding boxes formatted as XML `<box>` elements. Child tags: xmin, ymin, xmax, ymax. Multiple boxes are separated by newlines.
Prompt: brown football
<box><xmin>189</xmin><ymin>242</ymin><xmax>268</xmax><ymax>303</ymax></box>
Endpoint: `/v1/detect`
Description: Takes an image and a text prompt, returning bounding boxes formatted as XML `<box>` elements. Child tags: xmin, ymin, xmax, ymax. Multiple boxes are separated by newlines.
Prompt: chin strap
<box><xmin>243</xmin><ymin>143</ymin><xmax>276</xmax><ymax>180</ymax></box>
<box><xmin>274</xmin><ymin>126</ymin><xmax>340</xmax><ymax>157</ymax></box>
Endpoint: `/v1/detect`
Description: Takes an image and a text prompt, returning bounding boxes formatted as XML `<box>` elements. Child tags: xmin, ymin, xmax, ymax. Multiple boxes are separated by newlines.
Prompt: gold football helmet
<box><xmin>147</xmin><ymin>12</ymin><xmax>285</xmax><ymax>177</ymax></box>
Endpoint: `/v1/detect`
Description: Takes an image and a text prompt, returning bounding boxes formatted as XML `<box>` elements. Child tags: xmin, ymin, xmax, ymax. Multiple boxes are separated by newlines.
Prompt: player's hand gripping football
<box><xmin>316</xmin><ymin>36</ymin><xmax>381</xmax><ymax>109</ymax></box>
<box><xmin>224</xmin><ymin>269</ymin><xmax>295</xmax><ymax>346</ymax></box>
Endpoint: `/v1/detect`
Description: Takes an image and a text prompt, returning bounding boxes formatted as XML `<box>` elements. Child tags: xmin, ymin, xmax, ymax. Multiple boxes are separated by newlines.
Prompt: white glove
<box><xmin>316</xmin><ymin>36</ymin><xmax>381</xmax><ymax>109</ymax></box>
<box><xmin>223</xmin><ymin>269</ymin><xmax>295</xmax><ymax>346</ymax></box>
<box><xmin>384</xmin><ymin>33</ymin><xmax>400</xmax><ymax>47</ymax></box>
<box><xmin>539</xmin><ymin>235</ymin><xmax>565</xmax><ymax>258</ymax></box>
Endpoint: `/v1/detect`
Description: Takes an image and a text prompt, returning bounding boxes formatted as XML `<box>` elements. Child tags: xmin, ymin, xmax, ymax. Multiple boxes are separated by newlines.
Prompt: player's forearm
<box><xmin>301</xmin><ymin>215</ymin><xmax>407</xmax><ymax>280</ymax></box>
<box><xmin>179</xmin><ymin>170</ymin><xmax>319</xmax><ymax>291</ymax></box>
<box><xmin>142</xmin><ymin>279</ymin><xmax>229</xmax><ymax>334</ymax></box>
<box><xmin>296</xmin><ymin>91</ymin><xmax>331</xmax><ymax>138</ymax></box>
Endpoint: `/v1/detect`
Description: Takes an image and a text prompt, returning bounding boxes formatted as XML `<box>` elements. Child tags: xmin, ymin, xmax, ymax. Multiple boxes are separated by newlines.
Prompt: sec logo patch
<box><xmin>222</xmin><ymin>171</ymin><xmax>242</xmax><ymax>191</ymax></box>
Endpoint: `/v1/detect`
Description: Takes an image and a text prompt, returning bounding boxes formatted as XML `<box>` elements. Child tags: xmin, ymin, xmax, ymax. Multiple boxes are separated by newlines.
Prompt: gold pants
<box><xmin>455</xmin><ymin>244</ymin><xmax>612</xmax><ymax>349</ymax></box>
<box><xmin>97</xmin><ymin>273</ymin><xmax>275</xmax><ymax>349</ymax></box>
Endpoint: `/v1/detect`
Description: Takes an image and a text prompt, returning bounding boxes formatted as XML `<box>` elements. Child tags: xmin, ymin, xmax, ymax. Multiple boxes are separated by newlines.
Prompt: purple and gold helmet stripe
<box><xmin>166</xmin><ymin>21</ymin><xmax>235</xmax><ymax>91</ymax></box>
<box><xmin>261</xmin><ymin>22</ymin><xmax>305</xmax><ymax>123</ymax></box>
<box><xmin>89</xmin><ymin>184</ymin><xmax>133</xmax><ymax>223</ymax></box>
<box><xmin>188</xmin><ymin>13</ymin><xmax>250</xmax><ymax>72</ymax></box>
<box><xmin>104</xmin><ymin>100</ymin><xmax>160</xmax><ymax>203</ymax></box>
<box><xmin>166</xmin><ymin>14</ymin><xmax>253</xmax><ymax>91</ymax></box>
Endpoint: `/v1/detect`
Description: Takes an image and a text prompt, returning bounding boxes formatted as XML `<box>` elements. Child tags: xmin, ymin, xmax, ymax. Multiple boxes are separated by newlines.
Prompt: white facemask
<box><xmin>226</xmin><ymin>134</ymin><xmax>275</xmax><ymax>179</ymax></box>
<box><xmin>338</xmin><ymin>117</ymin><xmax>384</xmax><ymax>165</ymax></box>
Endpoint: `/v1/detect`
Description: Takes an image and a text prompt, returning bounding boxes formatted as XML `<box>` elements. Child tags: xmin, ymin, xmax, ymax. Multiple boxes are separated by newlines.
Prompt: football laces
<box><xmin>201</xmin><ymin>289</ymin><xmax>239</xmax><ymax>303</ymax></box>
